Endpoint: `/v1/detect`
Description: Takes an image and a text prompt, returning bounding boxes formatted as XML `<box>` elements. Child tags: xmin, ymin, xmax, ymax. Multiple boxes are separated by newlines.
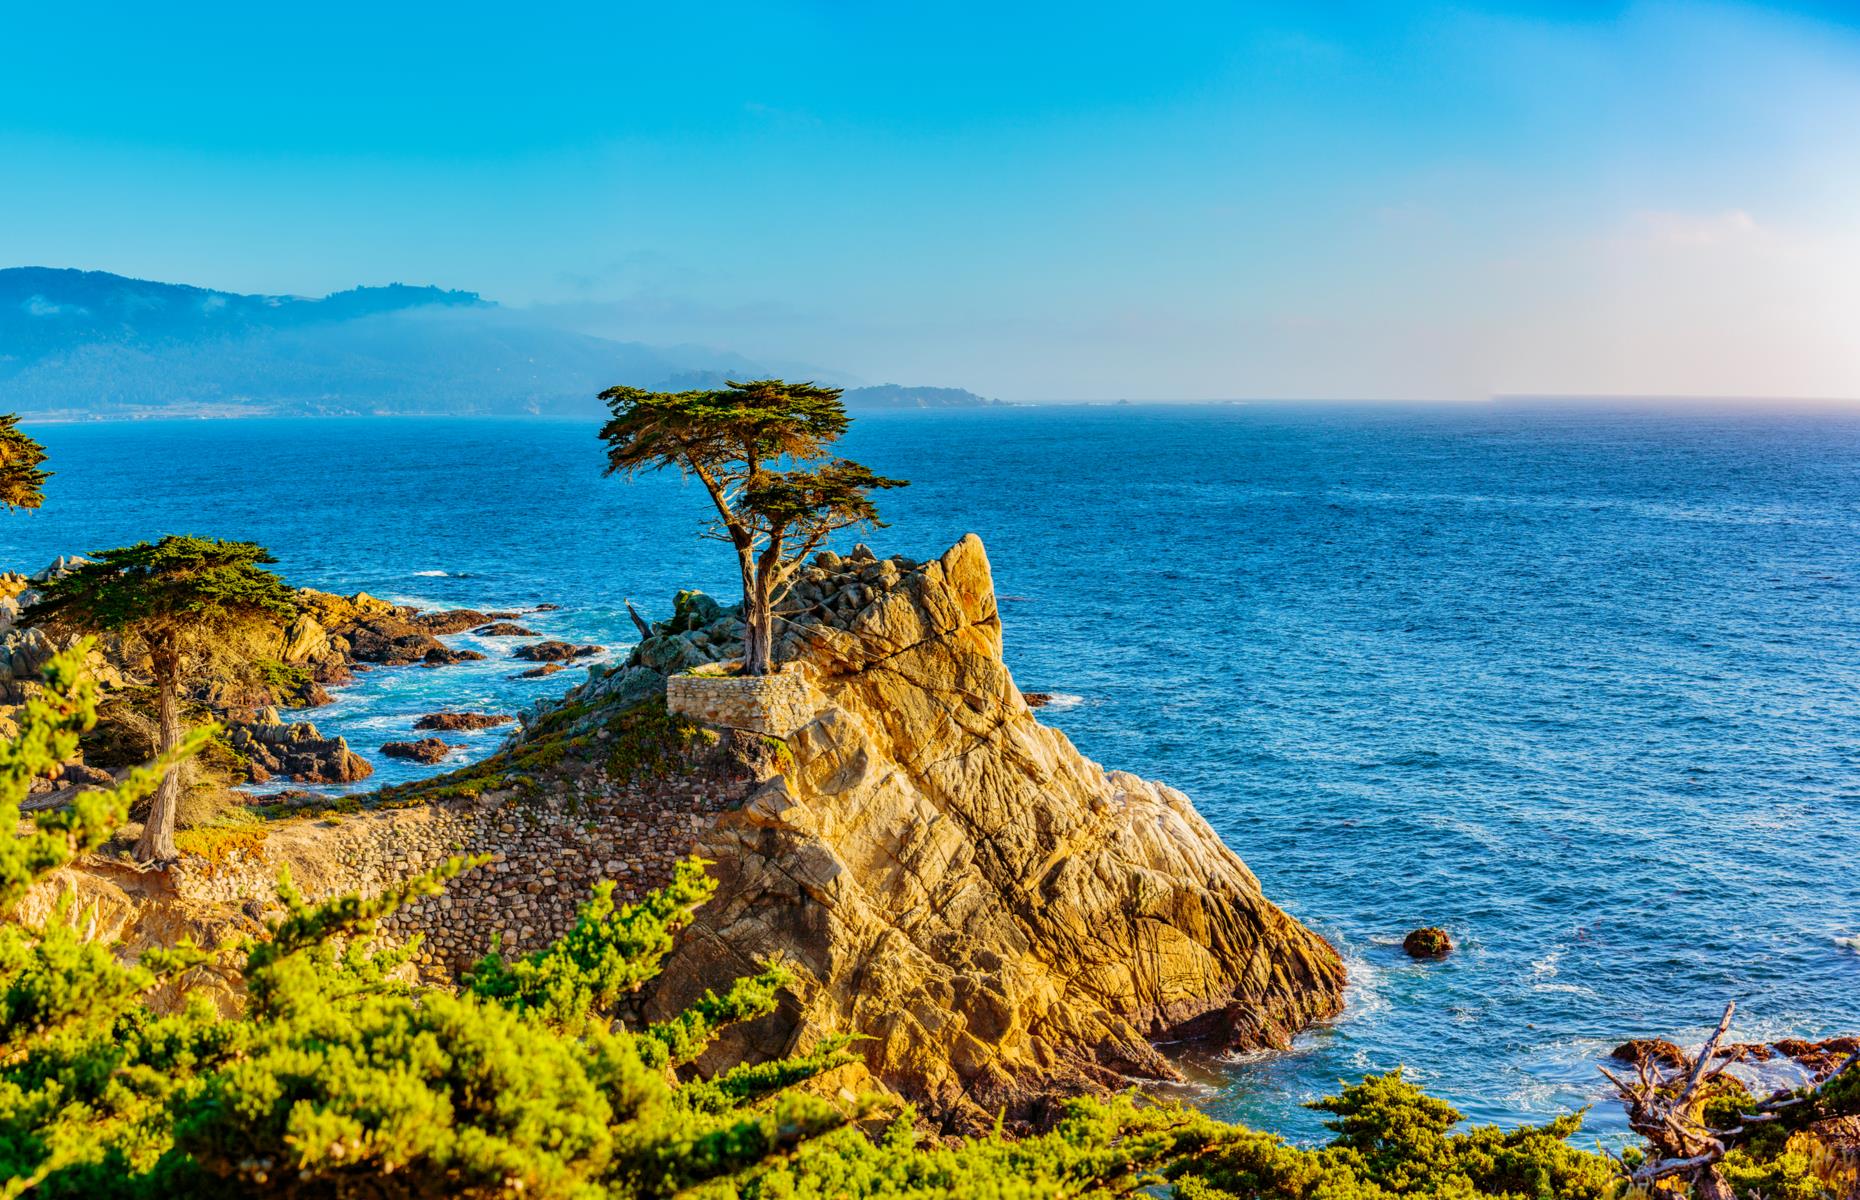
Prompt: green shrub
<box><xmin>255</xmin><ymin>658</ymin><xmax>315</xmax><ymax>705</ymax></box>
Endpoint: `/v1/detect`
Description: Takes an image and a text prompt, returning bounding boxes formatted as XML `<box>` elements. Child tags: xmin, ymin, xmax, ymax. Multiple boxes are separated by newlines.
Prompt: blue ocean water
<box><xmin>6</xmin><ymin>405</ymin><xmax>1859</xmax><ymax>1143</ymax></box>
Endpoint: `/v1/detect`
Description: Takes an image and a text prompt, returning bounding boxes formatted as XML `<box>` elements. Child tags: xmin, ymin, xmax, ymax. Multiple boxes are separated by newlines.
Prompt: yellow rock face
<box><xmin>643</xmin><ymin>534</ymin><xmax>1346</xmax><ymax>1131</ymax></box>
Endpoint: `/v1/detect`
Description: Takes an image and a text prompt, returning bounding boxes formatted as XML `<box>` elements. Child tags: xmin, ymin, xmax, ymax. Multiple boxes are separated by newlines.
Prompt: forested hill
<box><xmin>0</xmin><ymin>268</ymin><xmax>798</xmax><ymax>418</ymax></box>
<box><xmin>841</xmin><ymin>383</ymin><xmax>1002</xmax><ymax>408</ymax></box>
<box><xmin>0</xmin><ymin>268</ymin><xmax>487</xmax><ymax>355</ymax></box>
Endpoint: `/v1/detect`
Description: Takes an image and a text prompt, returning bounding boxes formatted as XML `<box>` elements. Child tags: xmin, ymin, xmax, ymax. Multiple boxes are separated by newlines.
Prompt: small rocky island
<box><xmin>27</xmin><ymin>535</ymin><xmax>1345</xmax><ymax>1130</ymax></box>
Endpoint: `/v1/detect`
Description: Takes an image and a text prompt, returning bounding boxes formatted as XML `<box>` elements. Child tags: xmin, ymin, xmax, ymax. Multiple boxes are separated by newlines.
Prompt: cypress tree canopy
<box><xmin>27</xmin><ymin>534</ymin><xmax>298</xmax><ymax>644</ymax></box>
<box><xmin>0</xmin><ymin>414</ymin><xmax>49</xmax><ymax>511</ymax></box>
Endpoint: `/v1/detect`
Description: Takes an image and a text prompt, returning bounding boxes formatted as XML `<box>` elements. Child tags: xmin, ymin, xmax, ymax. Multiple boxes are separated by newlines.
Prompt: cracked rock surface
<box><xmin>635</xmin><ymin>535</ymin><xmax>1346</xmax><ymax>1131</ymax></box>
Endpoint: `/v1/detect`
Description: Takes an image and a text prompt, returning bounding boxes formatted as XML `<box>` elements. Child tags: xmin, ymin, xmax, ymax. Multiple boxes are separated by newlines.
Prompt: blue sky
<box><xmin>4</xmin><ymin>1</ymin><xmax>1858</xmax><ymax>400</ymax></box>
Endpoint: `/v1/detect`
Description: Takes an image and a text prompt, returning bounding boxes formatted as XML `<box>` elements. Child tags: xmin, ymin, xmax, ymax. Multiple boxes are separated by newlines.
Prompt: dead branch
<box><xmin>1603</xmin><ymin>1003</ymin><xmax>1860</xmax><ymax>1197</ymax></box>
<box><xmin>624</xmin><ymin>599</ymin><xmax>654</xmax><ymax>642</ymax></box>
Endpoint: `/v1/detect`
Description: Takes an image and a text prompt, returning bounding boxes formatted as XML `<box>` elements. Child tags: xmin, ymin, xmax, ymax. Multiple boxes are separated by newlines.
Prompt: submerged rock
<box><xmin>473</xmin><ymin>622</ymin><xmax>538</xmax><ymax>637</ymax></box>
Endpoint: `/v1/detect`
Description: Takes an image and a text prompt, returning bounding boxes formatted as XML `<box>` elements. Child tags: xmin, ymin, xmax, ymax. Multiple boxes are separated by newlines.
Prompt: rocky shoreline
<box><xmin>0</xmin><ymin>559</ymin><xmax>589</xmax><ymax>801</ymax></box>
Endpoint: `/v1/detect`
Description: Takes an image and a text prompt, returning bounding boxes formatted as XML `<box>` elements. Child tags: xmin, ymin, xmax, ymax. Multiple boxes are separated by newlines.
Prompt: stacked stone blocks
<box><xmin>666</xmin><ymin>664</ymin><xmax>817</xmax><ymax>738</ymax></box>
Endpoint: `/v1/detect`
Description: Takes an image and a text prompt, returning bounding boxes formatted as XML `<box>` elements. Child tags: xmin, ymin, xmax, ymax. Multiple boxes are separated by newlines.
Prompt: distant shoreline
<box><xmin>15</xmin><ymin>394</ymin><xmax>1860</xmax><ymax>425</ymax></box>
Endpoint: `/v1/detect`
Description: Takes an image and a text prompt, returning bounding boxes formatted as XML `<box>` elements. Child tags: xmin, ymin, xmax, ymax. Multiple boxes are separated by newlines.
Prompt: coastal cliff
<box><xmin>25</xmin><ymin>535</ymin><xmax>1343</xmax><ymax>1130</ymax></box>
<box><xmin>636</xmin><ymin>535</ymin><xmax>1345</xmax><ymax>1128</ymax></box>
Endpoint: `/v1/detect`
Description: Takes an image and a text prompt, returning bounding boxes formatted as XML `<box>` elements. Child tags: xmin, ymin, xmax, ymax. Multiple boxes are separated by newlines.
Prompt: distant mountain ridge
<box><xmin>0</xmin><ymin>268</ymin><xmax>485</xmax><ymax>357</ymax></box>
<box><xmin>1</xmin><ymin>268</ymin><xmax>931</xmax><ymax>418</ymax></box>
<box><xmin>840</xmin><ymin>383</ymin><xmax>1002</xmax><ymax>409</ymax></box>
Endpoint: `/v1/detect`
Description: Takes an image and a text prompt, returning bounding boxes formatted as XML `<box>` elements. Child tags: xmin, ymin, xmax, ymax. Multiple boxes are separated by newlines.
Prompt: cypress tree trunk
<box><xmin>738</xmin><ymin>546</ymin><xmax>776</xmax><ymax>676</ymax></box>
<box><xmin>134</xmin><ymin>655</ymin><xmax>182</xmax><ymax>864</ymax></box>
<box><xmin>742</xmin><ymin>588</ymin><xmax>774</xmax><ymax>676</ymax></box>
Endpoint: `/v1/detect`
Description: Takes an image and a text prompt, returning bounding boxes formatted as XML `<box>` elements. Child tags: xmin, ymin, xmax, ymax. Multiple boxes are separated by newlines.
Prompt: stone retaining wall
<box><xmin>666</xmin><ymin>665</ymin><xmax>817</xmax><ymax>737</ymax></box>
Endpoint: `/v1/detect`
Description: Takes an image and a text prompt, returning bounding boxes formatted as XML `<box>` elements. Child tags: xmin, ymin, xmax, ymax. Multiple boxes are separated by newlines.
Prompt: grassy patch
<box><xmin>604</xmin><ymin>699</ymin><xmax>716</xmax><ymax>783</ymax></box>
<box><xmin>374</xmin><ymin>696</ymin><xmax>715</xmax><ymax>807</ymax></box>
<box><xmin>175</xmin><ymin>810</ymin><xmax>270</xmax><ymax>867</ymax></box>
<box><xmin>758</xmin><ymin>734</ymin><xmax>796</xmax><ymax>776</ymax></box>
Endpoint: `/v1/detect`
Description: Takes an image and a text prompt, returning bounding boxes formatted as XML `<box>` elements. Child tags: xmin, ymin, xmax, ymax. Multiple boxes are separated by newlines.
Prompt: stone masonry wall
<box><xmin>666</xmin><ymin>665</ymin><xmax>818</xmax><ymax>738</ymax></box>
<box><xmin>172</xmin><ymin>758</ymin><xmax>760</xmax><ymax>981</ymax></box>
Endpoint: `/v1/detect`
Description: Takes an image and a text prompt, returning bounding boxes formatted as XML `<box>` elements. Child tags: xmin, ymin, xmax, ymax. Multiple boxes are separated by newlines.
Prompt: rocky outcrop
<box><xmin>1403</xmin><ymin>927</ymin><xmax>1452</xmax><ymax>959</ymax></box>
<box><xmin>0</xmin><ymin>561</ymin><xmax>540</xmax><ymax>795</ymax></box>
<box><xmin>228</xmin><ymin>708</ymin><xmax>373</xmax><ymax>784</ymax></box>
<box><xmin>474</xmin><ymin>623</ymin><xmax>537</xmax><ymax>637</ymax></box>
<box><xmin>380</xmin><ymin>737</ymin><xmax>460</xmax><ymax>765</ymax></box>
<box><xmin>584</xmin><ymin>537</ymin><xmax>1346</xmax><ymax>1130</ymax></box>
<box><xmin>0</xmin><ymin>559</ymin><xmax>131</xmax><ymax>705</ymax></box>
<box><xmin>295</xmin><ymin>591</ymin><xmax>486</xmax><ymax>668</ymax></box>
<box><xmin>513</xmin><ymin>640</ymin><xmax>603</xmax><ymax>662</ymax></box>
<box><xmin>1613</xmin><ymin>1034</ymin><xmax>1860</xmax><ymax>1078</ymax></box>
<box><xmin>415</xmin><ymin>609</ymin><xmax>521</xmax><ymax>636</ymax></box>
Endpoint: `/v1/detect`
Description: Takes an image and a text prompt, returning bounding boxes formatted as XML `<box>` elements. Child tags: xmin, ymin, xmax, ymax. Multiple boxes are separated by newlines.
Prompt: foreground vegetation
<box><xmin>0</xmin><ymin>644</ymin><xmax>1855</xmax><ymax>1198</ymax></box>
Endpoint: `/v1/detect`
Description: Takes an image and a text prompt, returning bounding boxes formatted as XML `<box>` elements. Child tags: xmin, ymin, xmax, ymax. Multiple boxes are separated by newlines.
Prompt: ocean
<box><xmin>7</xmin><ymin>404</ymin><xmax>1859</xmax><ymax>1142</ymax></box>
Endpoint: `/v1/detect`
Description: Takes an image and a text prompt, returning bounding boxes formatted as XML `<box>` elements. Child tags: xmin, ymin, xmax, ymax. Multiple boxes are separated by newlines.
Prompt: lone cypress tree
<box><xmin>27</xmin><ymin>536</ymin><xmax>297</xmax><ymax>862</ymax></box>
<box><xmin>0</xmin><ymin>414</ymin><xmax>49</xmax><ymax>511</ymax></box>
<box><xmin>599</xmin><ymin>379</ymin><xmax>904</xmax><ymax>675</ymax></box>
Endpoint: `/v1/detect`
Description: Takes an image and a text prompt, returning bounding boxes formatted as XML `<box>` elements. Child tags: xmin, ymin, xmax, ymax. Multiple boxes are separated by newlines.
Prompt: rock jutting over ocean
<box><xmin>35</xmin><ymin>534</ymin><xmax>1345</xmax><ymax>1132</ymax></box>
<box><xmin>635</xmin><ymin>535</ymin><xmax>1347</xmax><ymax>1128</ymax></box>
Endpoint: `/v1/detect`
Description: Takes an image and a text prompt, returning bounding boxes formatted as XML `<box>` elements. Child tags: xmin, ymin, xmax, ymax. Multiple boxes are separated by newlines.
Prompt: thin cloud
<box><xmin>22</xmin><ymin>295</ymin><xmax>86</xmax><ymax>317</ymax></box>
<box><xmin>1631</xmin><ymin>209</ymin><xmax>1764</xmax><ymax>248</ymax></box>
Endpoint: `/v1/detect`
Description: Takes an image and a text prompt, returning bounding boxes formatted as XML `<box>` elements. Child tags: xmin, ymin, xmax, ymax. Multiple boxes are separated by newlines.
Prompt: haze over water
<box><xmin>9</xmin><ymin>404</ymin><xmax>1859</xmax><ymax>1141</ymax></box>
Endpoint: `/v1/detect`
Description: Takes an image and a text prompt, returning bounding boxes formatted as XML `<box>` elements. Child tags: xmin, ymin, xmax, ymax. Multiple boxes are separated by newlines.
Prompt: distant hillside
<box><xmin>0</xmin><ymin>268</ymin><xmax>790</xmax><ymax>418</ymax></box>
<box><xmin>842</xmin><ymin>383</ymin><xmax>1001</xmax><ymax>409</ymax></box>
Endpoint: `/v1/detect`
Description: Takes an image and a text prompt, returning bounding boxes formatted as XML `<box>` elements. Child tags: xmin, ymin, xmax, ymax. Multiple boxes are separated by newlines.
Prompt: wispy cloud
<box><xmin>22</xmin><ymin>295</ymin><xmax>86</xmax><ymax>318</ymax></box>
<box><xmin>1630</xmin><ymin>209</ymin><xmax>1763</xmax><ymax>248</ymax></box>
